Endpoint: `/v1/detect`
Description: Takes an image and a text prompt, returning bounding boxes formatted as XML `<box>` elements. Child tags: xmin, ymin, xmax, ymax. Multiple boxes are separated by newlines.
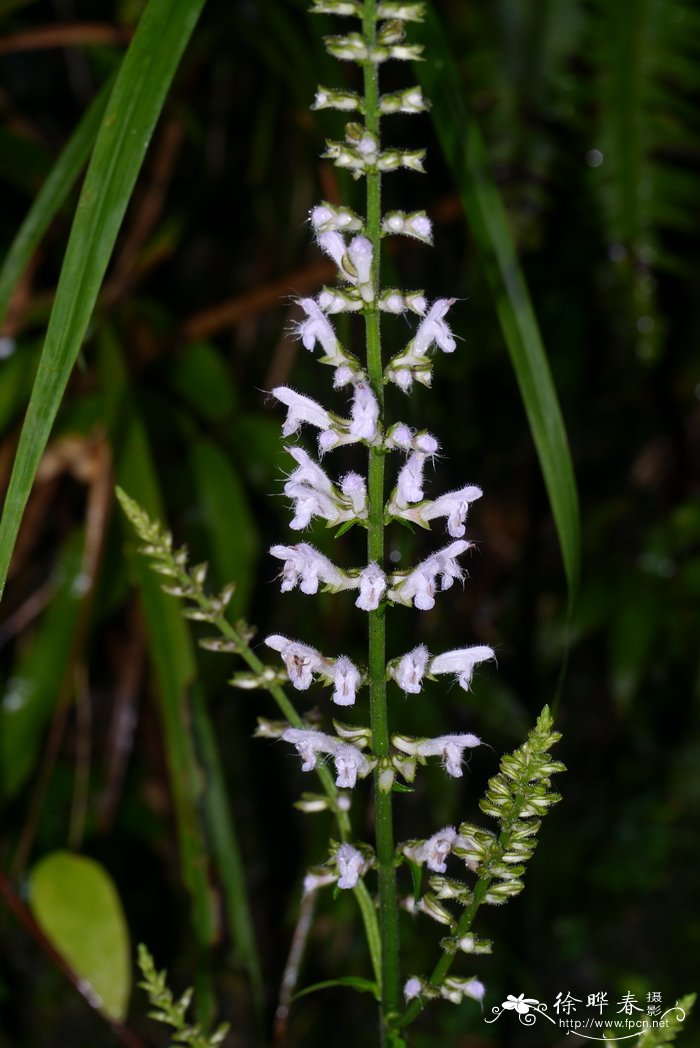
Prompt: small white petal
<box><xmin>272</xmin><ymin>387</ymin><xmax>331</xmax><ymax>436</ymax></box>
<box><xmin>422</xmin><ymin>826</ymin><xmax>458</xmax><ymax>873</ymax></box>
<box><xmin>429</xmin><ymin>645</ymin><xmax>495</xmax><ymax>691</ymax></box>
<box><xmin>282</xmin><ymin>727</ymin><xmax>335</xmax><ymax>772</ymax></box>
<box><xmin>392</xmin><ymin>644</ymin><xmax>430</xmax><ymax>694</ymax></box>
<box><xmin>349</xmin><ymin>384</ymin><xmax>379</xmax><ymax>442</ymax></box>
<box><xmin>333</xmin><ymin>743</ymin><xmax>369</xmax><ymax>789</ymax></box>
<box><xmin>396</xmin><ymin>451</ymin><xmax>428</xmax><ymax>506</ymax></box>
<box><xmin>404</xmin><ymin>977</ymin><xmax>423</xmax><ymax>1001</ymax></box>
<box><xmin>356</xmin><ymin>562</ymin><xmax>387</xmax><ymax>611</ymax></box>
<box><xmin>335</xmin><ymin>843</ymin><xmax>365</xmax><ymax>889</ymax></box>
<box><xmin>318</xmin><ymin>230</ymin><xmax>347</xmax><ymax>271</ymax></box>
<box><xmin>329</xmin><ymin>655</ymin><xmax>362</xmax><ymax>706</ymax></box>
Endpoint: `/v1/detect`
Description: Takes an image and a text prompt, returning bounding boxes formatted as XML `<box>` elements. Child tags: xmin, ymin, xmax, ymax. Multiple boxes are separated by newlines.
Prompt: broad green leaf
<box><xmin>0</xmin><ymin>531</ymin><xmax>86</xmax><ymax>804</ymax></box>
<box><xmin>0</xmin><ymin>0</ymin><xmax>206</xmax><ymax>600</ymax></box>
<box><xmin>29</xmin><ymin>851</ymin><xmax>131</xmax><ymax>1021</ymax></box>
<box><xmin>293</xmin><ymin>976</ymin><xmax>380</xmax><ymax>1002</ymax></box>
<box><xmin>0</xmin><ymin>74</ymin><xmax>115</xmax><ymax>331</ymax></box>
<box><xmin>419</xmin><ymin>6</ymin><xmax>580</xmax><ymax>602</ymax></box>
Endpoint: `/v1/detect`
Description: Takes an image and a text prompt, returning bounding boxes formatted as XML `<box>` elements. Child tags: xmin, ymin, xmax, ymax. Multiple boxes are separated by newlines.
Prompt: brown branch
<box><xmin>0</xmin><ymin>23</ymin><xmax>131</xmax><ymax>55</ymax></box>
<box><xmin>183</xmin><ymin>258</ymin><xmax>335</xmax><ymax>341</ymax></box>
<box><xmin>0</xmin><ymin>869</ymin><xmax>147</xmax><ymax>1048</ymax></box>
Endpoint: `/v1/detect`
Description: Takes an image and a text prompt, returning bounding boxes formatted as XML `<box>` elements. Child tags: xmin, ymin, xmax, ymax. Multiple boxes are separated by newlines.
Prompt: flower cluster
<box><xmin>257</xmin><ymin>0</ymin><xmax>509</xmax><ymax>1028</ymax></box>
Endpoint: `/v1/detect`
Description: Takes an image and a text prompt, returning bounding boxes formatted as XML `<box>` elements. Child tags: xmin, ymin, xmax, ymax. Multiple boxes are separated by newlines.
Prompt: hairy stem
<box><xmin>363</xmin><ymin>0</ymin><xmax>401</xmax><ymax>1035</ymax></box>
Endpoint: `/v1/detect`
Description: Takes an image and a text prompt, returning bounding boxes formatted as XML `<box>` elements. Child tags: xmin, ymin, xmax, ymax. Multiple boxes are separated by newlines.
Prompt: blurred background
<box><xmin>1</xmin><ymin>0</ymin><xmax>699</xmax><ymax>1044</ymax></box>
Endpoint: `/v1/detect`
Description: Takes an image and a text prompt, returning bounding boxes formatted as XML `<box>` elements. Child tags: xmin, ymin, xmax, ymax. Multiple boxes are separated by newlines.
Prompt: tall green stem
<box><xmin>363</xmin><ymin>1</ymin><xmax>401</xmax><ymax>1036</ymax></box>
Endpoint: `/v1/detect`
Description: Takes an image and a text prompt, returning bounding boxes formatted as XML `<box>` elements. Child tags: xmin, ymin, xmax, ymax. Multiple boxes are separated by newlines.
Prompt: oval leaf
<box><xmin>29</xmin><ymin>851</ymin><xmax>131</xmax><ymax>1021</ymax></box>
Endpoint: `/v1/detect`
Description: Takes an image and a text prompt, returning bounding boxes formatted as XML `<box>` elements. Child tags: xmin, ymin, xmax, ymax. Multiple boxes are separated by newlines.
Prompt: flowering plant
<box><xmin>119</xmin><ymin>1</ymin><xmax>564</xmax><ymax>1043</ymax></box>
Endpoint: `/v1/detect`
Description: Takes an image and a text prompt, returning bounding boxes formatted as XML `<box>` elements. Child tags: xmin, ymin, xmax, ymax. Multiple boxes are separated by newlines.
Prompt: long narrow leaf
<box><xmin>0</xmin><ymin>0</ymin><xmax>206</xmax><ymax>599</ymax></box>
<box><xmin>419</xmin><ymin>6</ymin><xmax>581</xmax><ymax>601</ymax></box>
<box><xmin>0</xmin><ymin>73</ymin><xmax>115</xmax><ymax>331</ymax></box>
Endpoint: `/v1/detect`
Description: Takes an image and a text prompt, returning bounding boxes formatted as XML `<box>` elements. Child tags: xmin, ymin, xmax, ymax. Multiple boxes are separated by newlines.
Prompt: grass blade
<box><xmin>0</xmin><ymin>0</ymin><xmax>206</xmax><ymax>599</ymax></box>
<box><xmin>0</xmin><ymin>73</ymin><xmax>115</xmax><ymax>331</ymax></box>
<box><xmin>419</xmin><ymin>6</ymin><xmax>581</xmax><ymax>602</ymax></box>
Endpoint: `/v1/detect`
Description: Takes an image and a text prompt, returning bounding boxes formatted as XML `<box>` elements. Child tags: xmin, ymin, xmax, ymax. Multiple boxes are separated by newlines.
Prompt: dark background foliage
<box><xmin>1</xmin><ymin>0</ymin><xmax>699</xmax><ymax>1044</ymax></box>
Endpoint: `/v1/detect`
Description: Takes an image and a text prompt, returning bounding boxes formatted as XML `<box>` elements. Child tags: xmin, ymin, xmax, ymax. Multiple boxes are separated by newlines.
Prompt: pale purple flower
<box><xmin>272</xmin><ymin>387</ymin><xmax>331</xmax><ymax>437</ymax></box>
<box><xmin>391</xmin><ymin>644</ymin><xmax>430</xmax><ymax>694</ymax></box>
<box><xmin>389</xmin><ymin>540</ymin><xmax>471</xmax><ymax>611</ymax></box>
<box><xmin>356</xmin><ymin>562</ymin><xmax>387</xmax><ymax>611</ymax></box>
<box><xmin>332</xmin><ymin>742</ymin><xmax>372</xmax><ymax>789</ymax></box>
<box><xmin>335</xmin><ymin>843</ymin><xmax>366</xmax><ymax>889</ymax></box>
<box><xmin>327</xmin><ymin>655</ymin><xmax>363</xmax><ymax>706</ymax></box>
<box><xmin>413</xmin><ymin>299</ymin><xmax>457</xmax><ymax>355</ymax></box>
<box><xmin>393</xmin><ymin>732</ymin><xmax>481</xmax><ymax>778</ymax></box>
<box><xmin>296</xmin><ymin>297</ymin><xmax>341</xmax><ymax>359</ymax></box>
<box><xmin>429</xmin><ymin>646</ymin><xmax>495</xmax><ymax>691</ymax></box>
<box><xmin>340</xmin><ymin>472</ymin><xmax>367</xmax><ymax>516</ymax></box>
<box><xmin>282</xmin><ymin>727</ymin><xmax>336</xmax><ymax>772</ymax></box>
<box><xmin>318</xmin><ymin>230</ymin><xmax>347</xmax><ymax>272</ymax></box>
<box><xmin>347</xmin><ymin>235</ymin><xmax>374</xmax><ymax>300</ymax></box>
<box><xmin>422</xmin><ymin>826</ymin><xmax>458</xmax><ymax>873</ymax></box>
<box><xmin>303</xmin><ymin>869</ymin><xmax>337</xmax><ymax>894</ymax></box>
<box><xmin>403</xmin><ymin>977</ymin><xmax>424</xmax><ymax>1002</ymax></box>
<box><xmin>441</xmin><ymin>977</ymin><xmax>486</xmax><ymax>1005</ymax></box>
<box><xmin>349</xmin><ymin>383</ymin><xmax>379</xmax><ymax>442</ymax></box>
<box><xmin>421</xmin><ymin>484</ymin><xmax>483</xmax><ymax>537</ymax></box>
<box><xmin>395</xmin><ymin>451</ymin><xmax>429</xmax><ymax>506</ymax></box>
<box><xmin>270</xmin><ymin>542</ymin><xmax>344</xmax><ymax>594</ymax></box>
<box><xmin>265</xmin><ymin>634</ymin><xmax>325</xmax><ymax>690</ymax></box>
<box><xmin>285</xmin><ymin>446</ymin><xmax>334</xmax><ymax>494</ymax></box>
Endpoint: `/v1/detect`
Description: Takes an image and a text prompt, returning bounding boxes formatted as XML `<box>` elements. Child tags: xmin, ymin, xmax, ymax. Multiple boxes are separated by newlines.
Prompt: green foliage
<box><xmin>635</xmin><ymin>995</ymin><xmax>696</xmax><ymax>1046</ymax></box>
<box><xmin>137</xmin><ymin>945</ymin><xmax>230</xmax><ymax>1048</ymax></box>
<box><xmin>0</xmin><ymin>0</ymin><xmax>207</xmax><ymax>598</ymax></box>
<box><xmin>29</xmin><ymin>852</ymin><xmax>131</xmax><ymax>1021</ymax></box>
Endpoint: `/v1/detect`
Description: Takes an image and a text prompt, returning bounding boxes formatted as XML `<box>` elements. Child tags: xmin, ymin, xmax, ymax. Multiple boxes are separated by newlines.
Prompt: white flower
<box><xmin>349</xmin><ymin>383</ymin><xmax>379</xmax><ymax>442</ymax></box>
<box><xmin>389</xmin><ymin>540</ymin><xmax>471</xmax><ymax>611</ymax></box>
<box><xmin>265</xmin><ymin>634</ymin><xmax>325</xmax><ymax>690</ymax></box>
<box><xmin>272</xmin><ymin>387</ymin><xmax>331</xmax><ymax>437</ymax></box>
<box><xmin>284</xmin><ymin>480</ymin><xmax>338</xmax><ymax>529</ymax></box>
<box><xmin>318</xmin><ymin>230</ymin><xmax>348</xmax><ymax>272</ymax></box>
<box><xmin>429</xmin><ymin>646</ymin><xmax>495</xmax><ymax>691</ymax></box>
<box><xmin>285</xmin><ymin>446</ymin><xmax>333</xmax><ymax>494</ymax></box>
<box><xmin>282</xmin><ymin>450</ymin><xmax>364</xmax><ymax>530</ymax></box>
<box><xmin>421</xmin><ymin>484</ymin><xmax>483</xmax><ymax>537</ymax></box>
<box><xmin>421</xmin><ymin>826</ymin><xmax>458</xmax><ymax>873</ymax></box>
<box><xmin>310</xmin><ymin>203</ymin><xmax>363</xmax><ymax>234</ymax></box>
<box><xmin>317</xmin><ymin>288</ymin><xmax>363</xmax><ymax>314</ymax></box>
<box><xmin>296</xmin><ymin>298</ymin><xmax>342</xmax><ymax>359</ymax></box>
<box><xmin>347</xmin><ymin>237</ymin><xmax>374</xmax><ymax>302</ymax></box>
<box><xmin>327</xmin><ymin>655</ymin><xmax>363</xmax><ymax>706</ymax></box>
<box><xmin>393</xmin><ymin>732</ymin><xmax>481</xmax><ymax>778</ymax></box>
<box><xmin>340</xmin><ymin>472</ymin><xmax>367</xmax><ymax>515</ymax></box>
<box><xmin>395</xmin><ymin>451</ymin><xmax>429</xmax><ymax>506</ymax></box>
<box><xmin>270</xmin><ymin>542</ymin><xmax>344</xmax><ymax>594</ymax></box>
<box><xmin>413</xmin><ymin>299</ymin><xmax>457</xmax><ymax>356</ymax></box>
<box><xmin>384</xmin><ymin>423</ymin><xmax>414</xmax><ymax>451</ymax></box>
<box><xmin>333</xmin><ymin>742</ymin><xmax>372</xmax><ymax>788</ymax></box>
<box><xmin>335</xmin><ymin>843</ymin><xmax>367</xmax><ymax>889</ymax></box>
<box><xmin>441</xmin><ymin>977</ymin><xmax>486</xmax><ymax>1005</ymax></box>
<box><xmin>282</xmin><ymin>727</ymin><xmax>335</xmax><ymax>772</ymax></box>
<box><xmin>391</xmin><ymin>644</ymin><xmax>430</xmax><ymax>694</ymax></box>
<box><xmin>356</xmin><ymin>562</ymin><xmax>387</xmax><ymax>611</ymax></box>
<box><xmin>303</xmin><ymin>869</ymin><xmax>337</xmax><ymax>894</ymax></box>
<box><xmin>415</xmin><ymin>432</ymin><xmax>439</xmax><ymax>456</ymax></box>
<box><xmin>403</xmin><ymin>977</ymin><xmax>424</xmax><ymax>1001</ymax></box>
